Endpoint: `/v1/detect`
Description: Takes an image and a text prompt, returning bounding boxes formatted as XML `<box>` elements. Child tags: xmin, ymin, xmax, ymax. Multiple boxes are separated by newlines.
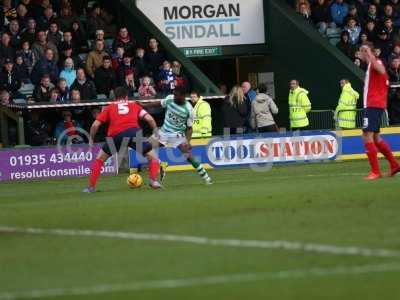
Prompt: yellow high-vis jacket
<box><xmin>192</xmin><ymin>97</ymin><xmax>212</xmax><ymax>138</ymax></box>
<box><xmin>335</xmin><ymin>83</ymin><xmax>359</xmax><ymax>129</ymax></box>
<box><xmin>289</xmin><ymin>87</ymin><xmax>311</xmax><ymax>129</ymax></box>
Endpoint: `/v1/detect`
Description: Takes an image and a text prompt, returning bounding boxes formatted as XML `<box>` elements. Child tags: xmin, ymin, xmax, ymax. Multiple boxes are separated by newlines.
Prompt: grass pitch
<box><xmin>1</xmin><ymin>160</ymin><xmax>400</xmax><ymax>300</ymax></box>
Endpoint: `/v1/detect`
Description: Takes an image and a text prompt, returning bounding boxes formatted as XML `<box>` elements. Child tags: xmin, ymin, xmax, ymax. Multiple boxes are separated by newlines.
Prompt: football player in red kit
<box><xmin>83</xmin><ymin>87</ymin><xmax>162</xmax><ymax>193</ymax></box>
<box><xmin>359</xmin><ymin>44</ymin><xmax>400</xmax><ymax>180</ymax></box>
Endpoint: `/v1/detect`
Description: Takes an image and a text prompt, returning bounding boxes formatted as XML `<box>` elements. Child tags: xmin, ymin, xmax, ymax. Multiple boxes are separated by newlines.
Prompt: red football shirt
<box><xmin>363</xmin><ymin>60</ymin><xmax>389</xmax><ymax>109</ymax></box>
<box><xmin>97</xmin><ymin>100</ymin><xmax>148</xmax><ymax>137</ymax></box>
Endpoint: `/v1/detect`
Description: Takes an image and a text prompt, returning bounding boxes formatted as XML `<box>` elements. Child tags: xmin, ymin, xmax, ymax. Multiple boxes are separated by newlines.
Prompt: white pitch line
<box><xmin>0</xmin><ymin>263</ymin><xmax>400</xmax><ymax>300</ymax></box>
<box><xmin>1</xmin><ymin>226</ymin><xmax>400</xmax><ymax>258</ymax></box>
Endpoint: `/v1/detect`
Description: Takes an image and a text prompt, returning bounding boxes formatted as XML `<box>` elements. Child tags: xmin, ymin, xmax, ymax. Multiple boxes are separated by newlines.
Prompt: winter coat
<box><xmin>250</xmin><ymin>93</ymin><xmax>279</xmax><ymax>129</ymax></box>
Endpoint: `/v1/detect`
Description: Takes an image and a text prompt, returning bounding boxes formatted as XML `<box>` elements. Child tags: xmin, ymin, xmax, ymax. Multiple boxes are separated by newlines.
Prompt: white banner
<box><xmin>136</xmin><ymin>0</ymin><xmax>266</xmax><ymax>48</ymax></box>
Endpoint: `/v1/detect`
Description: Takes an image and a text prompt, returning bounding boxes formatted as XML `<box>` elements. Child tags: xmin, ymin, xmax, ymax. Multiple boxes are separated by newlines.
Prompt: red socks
<box><xmin>365</xmin><ymin>142</ymin><xmax>380</xmax><ymax>174</ymax></box>
<box><xmin>149</xmin><ymin>159</ymin><xmax>160</xmax><ymax>181</ymax></box>
<box><xmin>376</xmin><ymin>140</ymin><xmax>400</xmax><ymax>170</ymax></box>
<box><xmin>89</xmin><ymin>159</ymin><xmax>104</xmax><ymax>188</ymax></box>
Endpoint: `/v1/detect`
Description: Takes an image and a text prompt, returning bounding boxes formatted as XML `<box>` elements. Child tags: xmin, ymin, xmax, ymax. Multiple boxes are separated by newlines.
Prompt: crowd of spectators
<box><xmin>293</xmin><ymin>0</ymin><xmax>400</xmax><ymax>124</ymax></box>
<box><xmin>0</xmin><ymin>0</ymin><xmax>190</xmax><ymax>146</ymax></box>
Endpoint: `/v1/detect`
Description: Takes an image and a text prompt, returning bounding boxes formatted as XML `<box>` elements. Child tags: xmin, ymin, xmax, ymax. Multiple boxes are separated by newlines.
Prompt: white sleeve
<box><xmin>160</xmin><ymin>95</ymin><xmax>173</xmax><ymax>108</ymax></box>
<box><xmin>187</xmin><ymin>105</ymin><xmax>194</xmax><ymax>128</ymax></box>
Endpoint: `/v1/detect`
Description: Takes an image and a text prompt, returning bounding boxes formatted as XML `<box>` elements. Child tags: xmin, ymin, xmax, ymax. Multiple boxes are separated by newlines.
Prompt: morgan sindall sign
<box><xmin>136</xmin><ymin>0</ymin><xmax>266</xmax><ymax>48</ymax></box>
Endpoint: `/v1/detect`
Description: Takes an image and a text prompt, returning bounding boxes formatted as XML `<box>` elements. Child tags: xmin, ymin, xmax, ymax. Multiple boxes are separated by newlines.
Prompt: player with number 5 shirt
<box><xmin>83</xmin><ymin>87</ymin><xmax>162</xmax><ymax>193</ymax></box>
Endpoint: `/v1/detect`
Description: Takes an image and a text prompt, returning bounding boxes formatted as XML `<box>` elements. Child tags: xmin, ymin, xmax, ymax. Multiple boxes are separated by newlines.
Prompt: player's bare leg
<box><xmin>145</xmin><ymin>149</ymin><xmax>163</xmax><ymax>189</ymax></box>
<box><xmin>179</xmin><ymin>143</ymin><xmax>212</xmax><ymax>185</ymax></box>
<box><xmin>83</xmin><ymin>150</ymin><xmax>110</xmax><ymax>193</ymax></box>
<box><xmin>373</xmin><ymin>133</ymin><xmax>400</xmax><ymax>177</ymax></box>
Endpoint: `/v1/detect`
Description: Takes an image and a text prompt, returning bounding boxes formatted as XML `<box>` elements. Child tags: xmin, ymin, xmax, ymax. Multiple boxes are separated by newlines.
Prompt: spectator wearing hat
<box><xmin>32</xmin><ymin>30</ymin><xmax>59</xmax><ymax>62</ymax></box>
<box><xmin>330</xmin><ymin>0</ymin><xmax>349</xmax><ymax>26</ymax></box>
<box><xmin>86</xmin><ymin>39</ymin><xmax>109</xmax><ymax>78</ymax></box>
<box><xmin>16</xmin><ymin>40</ymin><xmax>36</xmax><ymax>75</ymax></box>
<box><xmin>145</xmin><ymin>38</ymin><xmax>167</xmax><ymax>77</ymax></box>
<box><xmin>94</xmin><ymin>56</ymin><xmax>116</xmax><ymax>97</ymax></box>
<box><xmin>344</xmin><ymin>17</ymin><xmax>361</xmax><ymax>45</ymax></box>
<box><xmin>311</xmin><ymin>0</ymin><xmax>336</xmax><ymax>35</ymax></box>
<box><xmin>20</xmin><ymin>18</ymin><xmax>37</xmax><ymax>45</ymax></box>
<box><xmin>7</xmin><ymin>19</ymin><xmax>22</xmax><ymax>49</ymax></box>
<box><xmin>0</xmin><ymin>58</ymin><xmax>23</xmax><ymax>99</ymax></box>
<box><xmin>116</xmin><ymin>52</ymin><xmax>135</xmax><ymax>85</ymax></box>
<box><xmin>59</xmin><ymin>57</ymin><xmax>76</xmax><ymax>88</ymax></box>
<box><xmin>31</xmin><ymin>48</ymin><xmax>59</xmax><ymax>85</ymax></box>
<box><xmin>112</xmin><ymin>27</ymin><xmax>135</xmax><ymax>55</ymax></box>
<box><xmin>70</xmin><ymin>68</ymin><xmax>97</xmax><ymax>100</ymax></box>
<box><xmin>32</xmin><ymin>74</ymin><xmax>54</xmax><ymax>102</ymax></box>
<box><xmin>0</xmin><ymin>33</ymin><xmax>15</xmax><ymax>65</ymax></box>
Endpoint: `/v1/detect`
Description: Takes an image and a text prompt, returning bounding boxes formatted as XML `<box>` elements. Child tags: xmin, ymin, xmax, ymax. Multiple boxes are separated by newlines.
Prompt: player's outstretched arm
<box><xmin>89</xmin><ymin>120</ymin><xmax>102</xmax><ymax>145</ymax></box>
<box><xmin>362</xmin><ymin>46</ymin><xmax>386</xmax><ymax>75</ymax></box>
<box><xmin>143</xmin><ymin>113</ymin><xmax>158</xmax><ymax>131</ymax></box>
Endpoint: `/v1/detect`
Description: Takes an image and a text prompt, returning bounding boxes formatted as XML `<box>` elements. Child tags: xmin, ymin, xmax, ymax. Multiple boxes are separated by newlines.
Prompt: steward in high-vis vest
<box><xmin>335</xmin><ymin>79</ymin><xmax>359</xmax><ymax>129</ymax></box>
<box><xmin>190</xmin><ymin>91</ymin><xmax>212</xmax><ymax>138</ymax></box>
<box><xmin>288</xmin><ymin>80</ymin><xmax>312</xmax><ymax>130</ymax></box>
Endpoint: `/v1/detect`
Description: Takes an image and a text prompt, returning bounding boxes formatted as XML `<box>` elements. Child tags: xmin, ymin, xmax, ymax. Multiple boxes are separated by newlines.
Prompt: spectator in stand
<box><xmin>345</xmin><ymin>4</ymin><xmax>364</xmax><ymax>25</ymax></box>
<box><xmin>70</xmin><ymin>68</ymin><xmax>97</xmax><ymax>100</ymax></box>
<box><xmin>31</xmin><ymin>48</ymin><xmax>58</xmax><ymax>84</ymax></box>
<box><xmin>145</xmin><ymin>38</ymin><xmax>167</xmax><ymax>77</ymax></box>
<box><xmin>20</xmin><ymin>18</ymin><xmax>37</xmax><ymax>45</ymax></box>
<box><xmin>87</xmin><ymin>4</ymin><xmax>115</xmax><ymax>38</ymax></box>
<box><xmin>122</xmin><ymin>70</ymin><xmax>136</xmax><ymax>97</ymax></box>
<box><xmin>47</xmin><ymin>22</ymin><xmax>63</xmax><ymax>47</ymax></box>
<box><xmin>54</xmin><ymin>110</ymin><xmax>83</xmax><ymax>145</ymax></box>
<box><xmin>250</xmin><ymin>84</ymin><xmax>279</xmax><ymax>133</ymax></box>
<box><xmin>86</xmin><ymin>39</ymin><xmax>108</xmax><ymax>78</ymax></box>
<box><xmin>38</xmin><ymin>6</ymin><xmax>56</xmax><ymax>31</ymax></box>
<box><xmin>71</xmin><ymin>21</ymin><xmax>87</xmax><ymax>53</ymax></box>
<box><xmin>383</xmin><ymin>18</ymin><xmax>395</xmax><ymax>41</ymax></box>
<box><xmin>375</xmin><ymin>29</ymin><xmax>392</xmax><ymax>59</ymax></box>
<box><xmin>337</xmin><ymin>31</ymin><xmax>355</xmax><ymax>58</ymax></box>
<box><xmin>116</xmin><ymin>52</ymin><xmax>135</xmax><ymax>85</ymax></box>
<box><xmin>59</xmin><ymin>31</ymin><xmax>77</xmax><ymax>54</ymax></box>
<box><xmin>59</xmin><ymin>57</ymin><xmax>76</xmax><ymax>88</ymax></box>
<box><xmin>358</xmin><ymin>32</ymin><xmax>369</xmax><ymax>47</ymax></box>
<box><xmin>331</xmin><ymin>0</ymin><xmax>349</xmax><ymax>27</ymax></box>
<box><xmin>297</xmin><ymin>1</ymin><xmax>312</xmax><ymax>23</ymax></box>
<box><xmin>345</xmin><ymin>17</ymin><xmax>361</xmax><ymax>45</ymax></box>
<box><xmin>94</xmin><ymin>56</ymin><xmax>116</xmax><ymax>97</ymax></box>
<box><xmin>16</xmin><ymin>3</ymin><xmax>29</xmax><ymax>30</ymax></box>
<box><xmin>382</xmin><ymin>4</ymin><xmax>399</xmax><ymax>27</ymax></box>
<box><xmin>389</xmin><ymin>43</ymin><xmax>400</xmax><ymax>61</ymax></box>
<box><xmin>2</xmin><ymin>0</ymin><xmax>17</xmax><ymax>23</ymax></box>
<box><xmin>58</xmin><ymin>5</ymin><xmax>78</xmax><ymax>32</ymax></box>
<box><xmin>354</xmin><ymin>49</ymin><xmax>368</xmax><ymax>70</ymax></box>
<box><xmin>388</xmin><ymin>57</ymin><xmax>400</xmax><ymax>83</ymax></box>
<box><xmin>222</xmin><ymin>85</ymin><xmax>248</xmax><ymax>134</ymax></box>
<box><xmin>16</xmin><ymin>40</ymin><xmax>36</xmax><ymax>74</ymax></box>
<box><xmin>32</xmin><ymin>30</ymin><xmax>58</xmax><ymax>62</ymax></box>
<box><xmin>172</xmin><ymin>60</ymin><xmax>188</xmax><ymax>90</ymax></box>
<box><xmin>58</xmin><ymin>44</ymin><xmax>82</xmax><ymax>70</ymax></box>
<box><xmin>158</xmin><ymin>60</ymin><xmax>176</xmax><ymax>96</ymax></box>
<box><xmin>14</xmin><ymin>55</ymin><xmax>30</xmax><ymax>83</ymax></box>
<box><xmin>365</xmin><ymin>20</ymin><xmax>378</xmax><ymax>43</ymax></box>
<box><xmin>0</xmin><ymin>58</ymin><xmax>22</xmax><ymax>98</ymax></box>
<box><xmin>8</xmin><ymin>19</ymin><xmax>22</xmax><ymax>49</ymax></box>
<box><xmin>373</xmin><ymin>46</ymin><xmax>388</xmax><ymax>66</ymax></box>
<box><xmin>0</xmin><ymin>90</ymin><xmax>12</xmax><ymax>105</ymax></box>
<box><xmin>48</xmin><ymin>88</ymin><xmax>60</xmax><ymax>103</ymax></box>
<box><xmin>33</xmin><ymin>74</ymin><xmax>54</xmax><ymax>102</ymax></box>
<box><xmin>219</xmin><ymin>83</ymin><xmax>229</xmax><ymax>95</ymax></box>
<box><xmin>311</xmin><ymin>0</ymin><xmax>336</xmax><ymax>35</ymax></box>
<box><xmin>134</xmin><ymin>47</ymin><xmax>147</xmax><ymax>80</ymax></box>
<box><xmin>112</xmin><ymin>27</ymin><xmax>135</xmax><ymax>55</ymax></box>
<box><xmin>366</xmin><ymin>4</ymin><xmax>379</xmax><ymax>23</ymax></box>
<box><xmin>138</xmin><ymin>76</ymin><xmax>156</xmax><ymax>98</ymax></box>
<box><xmin>111</xmin><ymin>45</ymin><xmax>124</xmax><ymax>70</ymax></box>
<box><xmin>25</xmin><ymin>110</ymin><xmax>51</xmax><ymax>146</ymax></box>
<box><xmin>0</xmin><ymin>33</ymin><xmax>15</xmax><ymax>65</ymax></box>
<box><xmin>390</xmin><ymin>0</ymin><xmax>400</xmax><ymax>14</ymax></box>
<box><xmin>57</xmin><ymin>78</ymin><xmax>70</xmax><ymax>102</ymax></box>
